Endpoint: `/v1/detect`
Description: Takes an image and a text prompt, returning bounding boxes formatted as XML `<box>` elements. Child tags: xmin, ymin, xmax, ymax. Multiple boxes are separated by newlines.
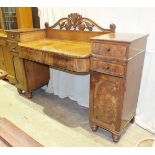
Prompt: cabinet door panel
<box><xmin>13</xmin><ymin>53</ymin><xmax>27</xmax><ymax>91</ymax></box>
<box><xmin>24</xmin><ymin>59</ymin><xmax>49</xmax><ymax>92</ymax></box>
<box><xmin>0</xmin><ymin>46</ymin><xmax>6</xmax><ymax>70</ymax></box>
<box><xmin>90</xmin><ymin>72</ymin><xmax>123</xmax><ymax>131</ymax></box>
<box><xmin>3</xmin><ymin>47</ymin><xmax>16</xmax><ymax>84</ymax></box>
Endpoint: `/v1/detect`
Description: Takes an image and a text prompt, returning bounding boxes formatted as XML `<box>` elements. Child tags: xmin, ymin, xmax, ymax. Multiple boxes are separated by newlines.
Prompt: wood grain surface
<box><xmin>0</xmin><ymin>117</ymin><xmax>43</xmax><ymax>147</ymax></box>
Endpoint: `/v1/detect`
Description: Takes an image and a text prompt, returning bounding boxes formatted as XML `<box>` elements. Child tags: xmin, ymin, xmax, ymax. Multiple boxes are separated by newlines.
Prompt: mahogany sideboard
<box><xmin>1</xmin><ymin>13</ymin><xmax>148</xmax><ymax>142</ymax></box>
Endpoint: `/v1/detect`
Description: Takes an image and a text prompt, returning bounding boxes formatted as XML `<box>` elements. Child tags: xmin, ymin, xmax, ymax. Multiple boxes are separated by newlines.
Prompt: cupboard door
<box><xmin>90</xmin><ymin>72</ymin><xmax>123</xmax><ymax>131</ymax></box>
<box><xmin>3</xmin><ymin>47</ymin><xmax>16</xmax><ymax>84</ymax></box>
<box><xmin>12</xmin><ymin>53</ymin><xmax>27</xmax><ymax>91</ymax></box>
<box><xmin>0</xmin><ymin>46</ymin><xmax>6</xmax><ymax>70</ymax></box>
<box><xmin>24</xmin><ymin>59</ymin><xmax>49</xmax><ymax>92</ymax></box>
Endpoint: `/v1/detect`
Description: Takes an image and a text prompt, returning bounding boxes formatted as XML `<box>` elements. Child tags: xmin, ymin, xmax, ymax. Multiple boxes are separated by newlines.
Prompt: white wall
<box><xmin>39</xmin><ymin>7</ymin><xmax>155</xmax><ymax>133</ymax></box>
<box><xmin>39</xmin><ymin>7</ymin><xmax>155</xmax><ymax>52</ymax></box>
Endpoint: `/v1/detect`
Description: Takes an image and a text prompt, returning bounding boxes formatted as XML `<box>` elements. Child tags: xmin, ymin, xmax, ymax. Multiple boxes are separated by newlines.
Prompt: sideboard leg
<box><xmin>17</xmin><ymin>88</ymin><xmax>22</xmax><ymax>94</ymax></box>
<box><xmin>91</xmin><ymin>124</ymin><xmax>98</xmax><ymax>132</ymax></box>
<box><xmin>112</xmin><ymin>133</ymin><xmax>120</xmax><ymax>143</ymax></box>
<box><xmin>25</xmin><ymin>92</ymin><xmax>32</xmax><ymax>99</ymax></box>
<box><xmin>130</xmin><ymin>117</ymin><xmax>135</xmax><ymax>124</ymax></box>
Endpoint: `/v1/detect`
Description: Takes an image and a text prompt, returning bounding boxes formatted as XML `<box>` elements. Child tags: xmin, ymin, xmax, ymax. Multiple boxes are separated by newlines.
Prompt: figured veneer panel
<box><xmin>90</xmin><ymin>72</ymin><xmax>124</xmax><ymax>132</ymax></box>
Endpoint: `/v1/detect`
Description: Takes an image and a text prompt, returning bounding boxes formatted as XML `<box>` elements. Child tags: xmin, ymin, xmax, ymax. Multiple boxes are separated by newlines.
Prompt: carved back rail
<box><xmin>45</xmin><ymin>13</ymin><xmax>116</xmax><ymax>42</ymax></box>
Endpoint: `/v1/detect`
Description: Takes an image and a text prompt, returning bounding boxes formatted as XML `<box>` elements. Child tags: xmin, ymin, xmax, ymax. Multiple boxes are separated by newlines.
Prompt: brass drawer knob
<box><xmin>105</xmin><ymin>48</ymin><xmax>111</xmax><ymax>52</ymax></box>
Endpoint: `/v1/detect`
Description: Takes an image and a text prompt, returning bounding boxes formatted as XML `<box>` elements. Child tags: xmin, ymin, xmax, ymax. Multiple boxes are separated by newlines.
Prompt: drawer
<box><xmin>91</xmin><ymin>58</ymin><xmax>125</xmax><ymax>77</ymax></box>
<box><xmin>92</xmin><ymin>42</ymin><xmax>127</xmax><ymax>58</ymax></box>
<box><xmin>53</xmin><ymin>55</ymin><xmax>73</xmax><ymax>70</ymax></box>
<box><xmin>7</xmin><ymin>33</ymin><xmax>20</xmax><ymax>41</ymax></box>
<box><xmin>53</xmin><ymin>55</ymin><xmax>90</xmax><ymax>72</ymax></box>
<box><xmin>43</xmin><ymin>52</ymin><xmax>54</xmax><ymax>65</ymax></box>
<box><xmin>20</xmin><ymin>48</ymin><xmax>43</xmax><ymax>63</ymax></box>
<box><xmin>8</xmin><ymin>41</ymin><xmax>18</xmax><ymax>53</ymax></box>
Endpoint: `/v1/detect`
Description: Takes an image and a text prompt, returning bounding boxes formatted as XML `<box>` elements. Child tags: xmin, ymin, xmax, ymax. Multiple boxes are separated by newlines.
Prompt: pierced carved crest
<box><xmin>45</xmin><ymin>13</ymin><xmax>116</xmax><ymax>32</ymax></box>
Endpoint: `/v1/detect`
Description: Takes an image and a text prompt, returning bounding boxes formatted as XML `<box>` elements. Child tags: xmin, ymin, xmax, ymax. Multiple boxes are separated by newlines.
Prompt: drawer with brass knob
<box><xmin>92</xmin><ymin>42</ymin><xmax>127</xmax><ymax>59</ymax></box>
<box><xmin>91</xmin><ymin>57</ymin><xmax>126</xmax><ymax>77</ymax></box>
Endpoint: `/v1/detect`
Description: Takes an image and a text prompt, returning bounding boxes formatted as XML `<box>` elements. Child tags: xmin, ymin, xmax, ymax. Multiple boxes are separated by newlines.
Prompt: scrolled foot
<box><xmin>112</xmin><ymin>134</ymin><xmax>120</xmax><ymax>143</ymax></box>
<box><xmin>25</xmin><ymin>92</ymin><xmax>32</xmax><ymax>99</ymax></box>
<box><xmin>91</xmin><ymin>124</ymin><xmax>98</xmax><ymax>132</ymax></box>
<box><xmin>130</xmin><ymin>117</ymin><xmax>135</xmax><ymax>124</ymax></box>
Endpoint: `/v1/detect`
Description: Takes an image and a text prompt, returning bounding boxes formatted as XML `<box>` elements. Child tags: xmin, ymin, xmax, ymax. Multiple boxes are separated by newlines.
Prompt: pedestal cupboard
<box><xmin>5</xmin><ymin>29</ymin><xmax>49</xmax><ymax>98</ymax></box>
<box><xmin>89</xmin><ymin>33</ymin><xmax>148</xmax><ymax>142</ymax></box>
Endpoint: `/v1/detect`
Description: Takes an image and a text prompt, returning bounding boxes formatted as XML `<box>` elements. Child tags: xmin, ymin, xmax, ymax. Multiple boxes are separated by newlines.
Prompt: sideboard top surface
<box><xmin>19</xmin><ymin>39</ymin><xmax>91</xmax><ymax>58</ymax></box>
<box><xmin>91</xmin><ymin>33</ymin><xmax>148</xmax><ymax>43</ymax></box>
